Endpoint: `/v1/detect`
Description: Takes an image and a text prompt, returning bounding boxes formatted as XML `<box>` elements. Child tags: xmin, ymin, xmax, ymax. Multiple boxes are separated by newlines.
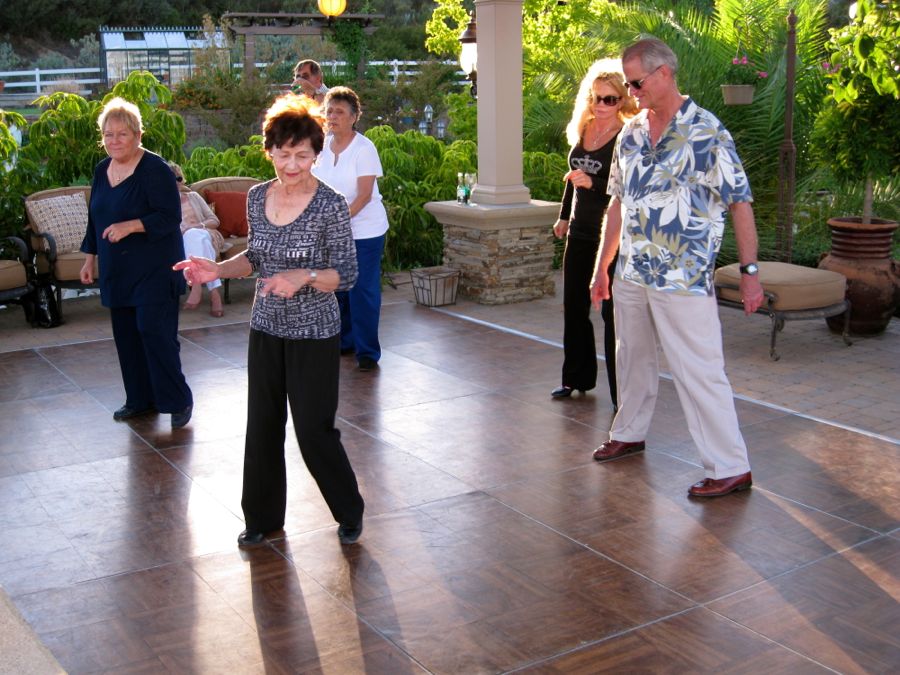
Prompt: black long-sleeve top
<box><xmin>557</xmin><ymin>134</ymin><xmax>617</xmax><ymax>242</ymax></box>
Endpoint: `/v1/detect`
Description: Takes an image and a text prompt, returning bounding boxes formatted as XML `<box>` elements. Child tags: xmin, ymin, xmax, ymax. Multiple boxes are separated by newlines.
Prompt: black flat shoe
<box><xmin>337</xmin><ymin>521</ymin><xmax>363</xmax><ymax>545</ymax></box>
<box><xmin>551</xmin><ymin>385</ymin><xmax>581</xmax><ymax>398</ymax></box>
<box><xmin>358</xmin><ymin>357</ymin><xmax>378</xmax><ymax>372</ymax></box>
<box><xmin>171</xmin><ymin>405</ymin><xmax>193</xmax><ymax>428</ymax></box>
<box><xmin>237</xmin><ymin>529</ymin><xmax>266</xmax><ymax>548</ymax></box>
<box><xmin>113</xmin><ymin>404</ymin><xmax>155</xmax><ymax>421</ymax></box>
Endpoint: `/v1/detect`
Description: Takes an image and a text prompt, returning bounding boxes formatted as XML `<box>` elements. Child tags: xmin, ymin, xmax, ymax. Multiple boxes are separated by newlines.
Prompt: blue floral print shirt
<box><xmin>608</xmin><ymin>97</ymin><xmax>753</xmax><ymax>295</ymax></box>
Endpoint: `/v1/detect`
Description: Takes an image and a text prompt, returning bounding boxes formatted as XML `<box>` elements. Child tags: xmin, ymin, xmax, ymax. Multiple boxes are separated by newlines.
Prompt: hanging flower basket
<box><xmin>721</xmin><ymin>84</ymin><xmax>755</xmax><ymax>105</ymax></box>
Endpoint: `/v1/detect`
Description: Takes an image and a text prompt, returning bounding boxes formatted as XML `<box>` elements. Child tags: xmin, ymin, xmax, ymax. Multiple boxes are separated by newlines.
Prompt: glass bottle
<box><xmin>456</xmin><ymin>172</ymin><xmax>467</xmax><ymax>204</ymax></box>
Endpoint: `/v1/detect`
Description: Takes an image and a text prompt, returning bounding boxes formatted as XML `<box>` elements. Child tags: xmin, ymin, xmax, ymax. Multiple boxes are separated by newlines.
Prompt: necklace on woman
<box><xmin>109</xmin><ymin>151</ymin><xmax>142</xmax><ymax>185</ymax></box>
<box><xmin>585</xmin><ymin>120</ymin><xmax>622</xmax><ymax>147</ymax></box>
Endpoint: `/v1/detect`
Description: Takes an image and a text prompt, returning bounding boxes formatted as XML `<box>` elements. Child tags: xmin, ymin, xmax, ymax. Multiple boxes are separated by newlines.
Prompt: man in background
<box><xmin>292</xmin><ymin>59</ymin><xmax>329</xmax><ymax>105</ymax></box>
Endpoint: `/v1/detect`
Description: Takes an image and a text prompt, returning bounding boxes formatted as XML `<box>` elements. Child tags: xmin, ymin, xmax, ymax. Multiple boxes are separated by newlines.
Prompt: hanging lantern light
<box><xmin>318</xmin><ymin>0</ymin><xmax>347</xmax><ymax>19</ymax></box>
<box><xmin>458</xmin><ymin>10</ymin><xmax>478</xmax><ymax>99</ymax></box>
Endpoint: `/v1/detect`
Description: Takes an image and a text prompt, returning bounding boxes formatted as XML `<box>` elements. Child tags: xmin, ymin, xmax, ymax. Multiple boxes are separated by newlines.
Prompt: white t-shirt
<box><xmin>313</xmin><ymin>132</ymin><xmax>389</xmax><ymax>240</ymax></box>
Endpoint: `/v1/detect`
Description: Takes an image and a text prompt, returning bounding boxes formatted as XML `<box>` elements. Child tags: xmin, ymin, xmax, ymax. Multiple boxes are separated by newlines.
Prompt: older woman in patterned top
<box><xmin>174</xmin><ymin>94</ymin><xmax>365</xmax><ymax>547</ymax></box>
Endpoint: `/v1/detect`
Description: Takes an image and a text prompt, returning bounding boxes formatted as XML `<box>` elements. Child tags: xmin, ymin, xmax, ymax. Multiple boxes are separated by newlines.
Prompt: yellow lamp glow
<box><xmin>318</xmin><ymin>0</ymin><xmax>347</xmax><ymax>18</ymax></box>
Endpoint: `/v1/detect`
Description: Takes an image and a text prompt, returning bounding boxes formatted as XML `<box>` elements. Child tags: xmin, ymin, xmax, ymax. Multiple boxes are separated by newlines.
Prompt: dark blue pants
<box><xmin>110</xmin><ymin>300</ymin><xmax>192</xmax><ymax>414</ymax></box>
<box><xmin>337</xmin><ymin>234</ymin><xmax>385</xmax><ymax>363</ymax></box>
<box><xmin>242</xmin><ymin>330</ymin><xmax>364</xmax><ymax>533</ymax></box>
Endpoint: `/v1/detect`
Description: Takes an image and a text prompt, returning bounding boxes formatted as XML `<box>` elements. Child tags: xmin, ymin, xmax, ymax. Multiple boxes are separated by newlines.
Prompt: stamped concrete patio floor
<box><xmin>0</xmin><ymin>273</ymin><xmax>897</xmax><ymax>673</ymax></box>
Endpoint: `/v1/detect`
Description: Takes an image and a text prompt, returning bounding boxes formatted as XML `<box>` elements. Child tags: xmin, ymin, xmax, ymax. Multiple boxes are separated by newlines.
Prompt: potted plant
<box><xmin>812</xmin><ymin>0</ymin><xmax>900</xmax><ymax>334</ymax></box>
<box><xmin>720</xmin><ymin>55</ymin><xmax>767</xmax><ymax>105</ymax></box>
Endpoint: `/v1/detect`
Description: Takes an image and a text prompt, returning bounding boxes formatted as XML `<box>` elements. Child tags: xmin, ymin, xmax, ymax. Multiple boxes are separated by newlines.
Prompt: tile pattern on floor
<box><xmin>0</xmin><ymin>281</ymin><xmax>898</xmax><ymax>673</ymax></box>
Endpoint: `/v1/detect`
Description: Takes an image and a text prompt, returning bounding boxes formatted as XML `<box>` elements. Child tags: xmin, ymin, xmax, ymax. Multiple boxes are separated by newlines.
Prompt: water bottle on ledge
<box><xmin>456</xmin><ymin>172</ymin><xmax>468</xmax><ymax>204</ymax></box>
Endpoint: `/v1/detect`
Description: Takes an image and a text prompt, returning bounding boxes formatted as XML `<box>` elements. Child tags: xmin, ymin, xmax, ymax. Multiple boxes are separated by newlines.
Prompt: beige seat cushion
<box><xmin>35</xmin><ymin>252</ymin><xmax>97</xmax><ymax>281</ymax></box>
<box><xmin>0</xmin><ymin>259</ymin><xmax>27</xmax><ymax>290</ymax></box>
<box><xmin>25</xmin><ymin>192</ymin><xmax>89</xmax><ymax>254</ymax></box>
<box><xmin>715</xmin><ymin>261</ymin><xmax>846</xmax><ymax>311</ymax></box>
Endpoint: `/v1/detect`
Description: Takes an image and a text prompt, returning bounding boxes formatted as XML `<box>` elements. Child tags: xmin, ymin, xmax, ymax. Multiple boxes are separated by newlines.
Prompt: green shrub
<box><xmin>368</xmin><ymin>126</ymin><xmax>465</xmax><ymax>269</ymax></box>
<box><xmin>0</xmin><ymin>71</ymin><xmax>185</xmax><ymax>239</ymax></box>
<box><xmin>184</xmin><ymin>139</ymin><xmax>275</xmax><ymax>183</ymax></box>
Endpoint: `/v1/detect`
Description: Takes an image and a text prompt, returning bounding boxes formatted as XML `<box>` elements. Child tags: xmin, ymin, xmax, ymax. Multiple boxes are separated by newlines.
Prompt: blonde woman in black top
<box><xmin>551</xmin><ymin>60</ymin><xmax>637</xmax><ymax>408</ymax></box>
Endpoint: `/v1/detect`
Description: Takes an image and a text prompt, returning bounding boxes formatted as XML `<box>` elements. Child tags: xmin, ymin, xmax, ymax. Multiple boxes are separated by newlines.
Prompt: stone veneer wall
<box><xmin>443</xmin><ymin>223</ymin><xmax>555</xmax><ymax>304</ymax></box>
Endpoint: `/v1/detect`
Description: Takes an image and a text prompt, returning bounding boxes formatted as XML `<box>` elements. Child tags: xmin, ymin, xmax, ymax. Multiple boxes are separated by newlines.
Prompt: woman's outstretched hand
<box><xmin>173</xmin><ymin>256</ymin><xmax>219</xmax><ymax>287</ymax></box>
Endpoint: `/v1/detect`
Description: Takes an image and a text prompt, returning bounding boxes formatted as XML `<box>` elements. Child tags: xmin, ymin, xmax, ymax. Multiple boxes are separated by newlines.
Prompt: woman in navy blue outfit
<box><xmin>79</xmin><ymin>97</ymin><xmax>193</xmax><ymax>428</ymax></box>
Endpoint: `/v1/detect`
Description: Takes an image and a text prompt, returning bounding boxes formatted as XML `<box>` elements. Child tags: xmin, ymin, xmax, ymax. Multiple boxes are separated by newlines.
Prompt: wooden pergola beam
<box><xmin>221</xmin><ymin>12</ymin><xmax>383</xmax><ymax>79</ymax></box>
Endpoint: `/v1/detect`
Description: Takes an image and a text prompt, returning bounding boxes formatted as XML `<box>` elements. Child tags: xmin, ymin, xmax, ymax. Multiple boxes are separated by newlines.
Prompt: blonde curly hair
<box><xmin>565</xmin><ymin>58</ymin><xmax>638</xmax><ymax>147</ymax></box>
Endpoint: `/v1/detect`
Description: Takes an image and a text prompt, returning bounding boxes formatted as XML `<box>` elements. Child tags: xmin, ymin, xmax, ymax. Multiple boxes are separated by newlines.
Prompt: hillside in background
<box><xmin>0</xmin><ymin>0</ymin><xmax>434</xmax><ymax>70</ymax></box>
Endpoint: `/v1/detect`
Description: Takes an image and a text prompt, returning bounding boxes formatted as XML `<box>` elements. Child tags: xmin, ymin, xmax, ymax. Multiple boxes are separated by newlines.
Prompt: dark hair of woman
<box><xmin>262</xmin><ymin>94</ymin><xmax>325</xmax><ymax>154</ymax></box>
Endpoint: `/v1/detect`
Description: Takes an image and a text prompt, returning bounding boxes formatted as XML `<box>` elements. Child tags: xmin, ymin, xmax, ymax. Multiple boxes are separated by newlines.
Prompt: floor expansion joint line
<box><xmin>437</xmin><ymin>308</ymin><xmax>900</xmax><ymax>446</ymax></box>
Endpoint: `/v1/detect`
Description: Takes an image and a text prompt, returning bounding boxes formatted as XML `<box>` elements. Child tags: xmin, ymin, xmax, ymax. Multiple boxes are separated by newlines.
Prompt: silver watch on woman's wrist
<box><xmin>309</xmin><ymin>270</ymin><xmax>317</xmax><ymax>284</ymax></box>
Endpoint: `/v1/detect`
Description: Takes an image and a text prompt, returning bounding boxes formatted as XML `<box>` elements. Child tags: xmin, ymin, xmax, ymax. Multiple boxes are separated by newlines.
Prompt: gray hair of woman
<box><xmin>565</xmin><ymin>59</ymin><xmax>639</xmax><ymax>147</ymax></box>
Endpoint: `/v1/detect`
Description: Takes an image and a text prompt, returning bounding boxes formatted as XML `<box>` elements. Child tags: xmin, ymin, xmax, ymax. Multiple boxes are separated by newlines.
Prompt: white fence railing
<box><xmin>0</xmin><ymin>67</ymin><xmax>103</xmax><ymax>96</ymax></box>
<box><xmin>0</xmin><ymin>60</ymin><xmax>461</xmax><ymax>99</ymax></box>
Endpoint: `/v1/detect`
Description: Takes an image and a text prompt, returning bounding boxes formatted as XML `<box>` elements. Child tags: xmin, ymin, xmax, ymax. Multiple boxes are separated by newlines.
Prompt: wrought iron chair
<box><xmin>714</xmin><ymin>261</ymin><xmax>852</xmax><ymax>361</ymax></box>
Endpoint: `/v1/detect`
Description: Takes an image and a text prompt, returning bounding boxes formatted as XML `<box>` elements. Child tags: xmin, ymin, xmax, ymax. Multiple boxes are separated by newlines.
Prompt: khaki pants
<box><xmin>611</xmin><ymin>279</ymin><xmax>751</xmax><ymax>479</ymax></box>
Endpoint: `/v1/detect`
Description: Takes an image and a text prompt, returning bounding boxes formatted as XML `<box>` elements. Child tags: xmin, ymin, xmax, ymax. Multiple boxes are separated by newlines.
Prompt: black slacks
<box><xmin>241</xmin><ymin>329</ymin><xmax>364</xmax><ymax>533</ymax></box>
<box><xmin>561</xmin><ymin>236</ymin><xmax>617</xmax><ymax>405</ymax></box>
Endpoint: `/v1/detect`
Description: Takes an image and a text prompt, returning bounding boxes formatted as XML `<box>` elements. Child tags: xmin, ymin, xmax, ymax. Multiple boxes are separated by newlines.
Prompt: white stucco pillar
<box><xmin>469</xmin><ymin>0</ymin><xmax>531</xmax><ymax>206</ymax></box>
<box><xmin>424</xmin><ymin>0</ymin><xmax>559</xmax><ymax>304</ymax></box>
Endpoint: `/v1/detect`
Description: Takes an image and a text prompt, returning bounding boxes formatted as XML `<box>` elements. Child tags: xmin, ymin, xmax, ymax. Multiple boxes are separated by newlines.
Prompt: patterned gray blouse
<box><xmin>245</xmin><ymin>179</ymin><xmax>358</xmax><ymax>340</ymax></box>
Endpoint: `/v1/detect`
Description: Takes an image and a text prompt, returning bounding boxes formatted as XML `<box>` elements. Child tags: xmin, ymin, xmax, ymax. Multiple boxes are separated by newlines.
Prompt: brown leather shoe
<box><xmin>592</xmin><ymin>439</ymin><xmax>646</xmax><ymax>462</ymax></box>
<box><xmin>688</xmin><ymin>471</ymin><xmax>752</xmax><ymax>497</ymax></box>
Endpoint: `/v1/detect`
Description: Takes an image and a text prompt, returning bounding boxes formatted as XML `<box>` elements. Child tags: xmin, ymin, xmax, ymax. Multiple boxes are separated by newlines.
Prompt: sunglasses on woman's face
<box><xmin>593</xmin><ymin>95</ymin><xmax>621</xmax><ymax>106</ymax></box>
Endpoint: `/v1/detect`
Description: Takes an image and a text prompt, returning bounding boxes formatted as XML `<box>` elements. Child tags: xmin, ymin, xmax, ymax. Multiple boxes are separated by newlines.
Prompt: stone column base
<box><xmin>425</xmin><ymin>200</ymin><xmax>560</xmax><ymax>305</ymax></box>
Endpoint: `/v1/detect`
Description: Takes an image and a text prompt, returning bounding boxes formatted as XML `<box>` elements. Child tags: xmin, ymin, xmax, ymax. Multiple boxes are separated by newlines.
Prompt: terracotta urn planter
<box><xmin>720</xmin><ymin>84</ymin><xmax>754</xmax><ymax>105</ymax></box>
<box><xmin>818</xmin><ymin>216</ymin><xmax>900</xmax><ymax>335</ymax></box>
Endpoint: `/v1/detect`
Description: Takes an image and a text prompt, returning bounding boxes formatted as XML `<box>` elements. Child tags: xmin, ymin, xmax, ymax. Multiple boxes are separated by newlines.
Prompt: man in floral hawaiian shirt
<box><xmin>590</xmin><ymin>37</ymin><xmax>766</xmax><ymax>498</ymax></box>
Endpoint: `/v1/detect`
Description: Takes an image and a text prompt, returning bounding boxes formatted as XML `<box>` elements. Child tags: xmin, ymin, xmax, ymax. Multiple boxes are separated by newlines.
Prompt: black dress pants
<box><xmin>561</xmin><ymin>237</ymin><xmax>618</xmax><ymax>405</ymax></box>
<box><xmin>241</xmin><ymin>329</ymin><xmax>364</xmax><ymax>534</ymax></box>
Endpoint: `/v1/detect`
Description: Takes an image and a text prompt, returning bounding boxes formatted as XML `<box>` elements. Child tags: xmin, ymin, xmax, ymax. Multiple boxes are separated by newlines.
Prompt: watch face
<box><xmin>741</xmin><ymin>263</ymin><xmax>759</xmax><ymax>275</ymax></box>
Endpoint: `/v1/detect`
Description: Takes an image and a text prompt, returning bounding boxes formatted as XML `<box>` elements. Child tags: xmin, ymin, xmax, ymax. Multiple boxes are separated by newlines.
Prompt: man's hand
<box><xmin>591</xmin><ymin>270</ymin><xmax>610</xmax><ymax>310</ymax></box>
<box><xmin>739</xmin><ymin>274</ymin><xmax>765</xmax><ymax>315</ymax></box>
<box><xmin>292</xmin><ymin>77</ymin><xmax>316</xmax><ymax>97</ymax></box>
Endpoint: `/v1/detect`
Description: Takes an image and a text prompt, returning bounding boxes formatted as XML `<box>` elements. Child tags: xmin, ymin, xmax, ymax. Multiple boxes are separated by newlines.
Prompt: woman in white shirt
<box><xmin>311</xmin><ymin>87</ymin><xmax>389</xmax><ymax>371</ymax></box>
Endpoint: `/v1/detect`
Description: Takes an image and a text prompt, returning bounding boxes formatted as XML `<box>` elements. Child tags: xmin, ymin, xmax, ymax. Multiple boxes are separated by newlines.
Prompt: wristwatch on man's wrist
<box><xmin>739</xmin><ymin>262</ymin><xmax>759</xmax><ymax>276</ymax></box>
